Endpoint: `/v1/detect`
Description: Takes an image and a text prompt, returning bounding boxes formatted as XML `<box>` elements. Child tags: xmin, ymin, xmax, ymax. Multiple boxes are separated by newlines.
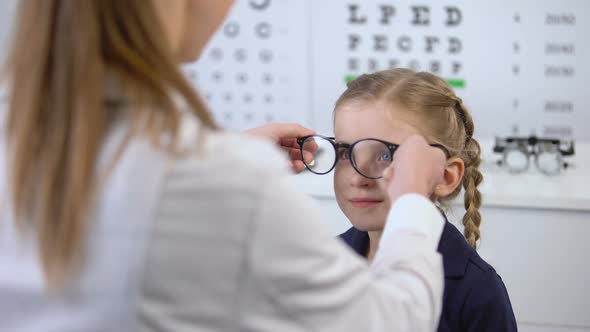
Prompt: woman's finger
<box><xmin>282</xmin><ymin>147</ymin><xmax>314</xmax><ymax>164</ymax></box>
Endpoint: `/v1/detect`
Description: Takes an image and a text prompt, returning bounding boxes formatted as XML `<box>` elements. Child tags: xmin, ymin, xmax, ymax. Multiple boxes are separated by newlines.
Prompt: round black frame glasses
<box><xmin>297</xmin><ymin>135</ymin><xmax>449</xmax><ymax>179</ymax></box>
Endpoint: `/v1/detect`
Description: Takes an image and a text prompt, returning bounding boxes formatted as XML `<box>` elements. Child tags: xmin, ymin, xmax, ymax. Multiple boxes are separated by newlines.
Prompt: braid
<box><xmin>448</xmin><ymin>95</ymin><xmax>474</xmax><ymax>144</ymax></box>
<box><xmin>462</xmin><ymin>139</ymin><xmax>483</xmax><ymax>248</ymax></box>
<box><xmin>447</xmin><ymin>94</ymin><xmax>483</xmax><ymax>249</ymax></box>
<box><xmin>457</xmin><ymin>97</ymin><xmax>483</xmax><ymax>248</ymax></box>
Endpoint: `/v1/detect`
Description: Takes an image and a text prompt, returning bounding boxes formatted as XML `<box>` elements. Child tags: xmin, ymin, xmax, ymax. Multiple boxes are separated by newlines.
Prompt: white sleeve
<box><xmin>242</xmin><ymin>175</ymin><xmax>445</xmax><ymax>332</ymax></box>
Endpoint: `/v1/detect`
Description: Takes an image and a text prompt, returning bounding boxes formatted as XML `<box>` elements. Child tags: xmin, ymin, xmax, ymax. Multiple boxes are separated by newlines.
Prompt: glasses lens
<box><xmin>302</xmin><ymin>136</ymin><xmax>336</xmax><ymax>174</ymax></box>
<box><xmin>504</xmin><ymin>149</ymin><xmax>529</xmax><ymax>173</ymax></box>
<box><xmin>351</xmin><ymin>140</ymin><xmax>393</xmax><ymax>178</ymax></box>
<box><xmin>536</xmin><ymin>145</ymin><xmax>561</xmax><ymax>175</ymax></box>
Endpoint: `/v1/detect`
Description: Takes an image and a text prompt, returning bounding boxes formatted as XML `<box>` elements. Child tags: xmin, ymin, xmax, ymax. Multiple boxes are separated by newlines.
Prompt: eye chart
<box><xmin>310</xmin><ymin>0</ymin><xmax>589</xmax><ymax>140</ymax></box>
<box><xmin>183</xmin><ymin>0</ymin><xmax>313</xmax><ymax>131</ymax></box>
<box><xmin>187</xmin><ymin>0</ymin><xmax>589</xmax><ymax>142</ymax></box>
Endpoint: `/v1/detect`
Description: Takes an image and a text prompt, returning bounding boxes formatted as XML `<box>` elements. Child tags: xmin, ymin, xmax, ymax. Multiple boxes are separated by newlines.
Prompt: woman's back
<box><xmin>0</xmin><ymin>112</ymin><xmax>296</xmax><ymax>331</ymax></box>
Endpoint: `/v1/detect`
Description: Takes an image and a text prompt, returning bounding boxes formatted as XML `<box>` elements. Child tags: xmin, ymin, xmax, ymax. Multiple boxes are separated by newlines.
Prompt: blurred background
<box><xmin>1</xmin><ymin>1</ymin><xmax>589</xmax><ymax>331</ymax></box>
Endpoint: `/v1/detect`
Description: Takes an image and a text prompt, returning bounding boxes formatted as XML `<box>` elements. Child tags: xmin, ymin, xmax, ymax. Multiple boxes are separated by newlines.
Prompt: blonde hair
<box><xmin>5</xmin><ymin>0</ymin><xmax>217</xmax><ymax>287</ymax></box>
<box><xmin>335</xmin><ymin>69</ymin><xmax>483</xmax><ymax>248</ymax></box>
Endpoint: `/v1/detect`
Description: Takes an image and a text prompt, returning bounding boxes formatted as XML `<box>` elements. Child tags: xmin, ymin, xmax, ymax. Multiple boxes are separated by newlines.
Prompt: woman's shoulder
<box><xmin>170</xmin><ymin>115</ymin><xmax>290</xmax><ymax>188</ymax></box>
<box><xmin>208</xmin><ymin>130</ymin><xmax>286</xmax><ymax>166</ymax></box>
<box><xmin>150</xmin><ymin>117</ymin><xmax>295</xmax><ymax>200</ymax></box>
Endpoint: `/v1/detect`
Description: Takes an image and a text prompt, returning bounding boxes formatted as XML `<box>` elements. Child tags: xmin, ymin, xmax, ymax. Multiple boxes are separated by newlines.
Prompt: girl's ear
<box><xmin>434</xmin><ymin>157</ymin><xmax>465</xmax><ymax>198</ymax></box>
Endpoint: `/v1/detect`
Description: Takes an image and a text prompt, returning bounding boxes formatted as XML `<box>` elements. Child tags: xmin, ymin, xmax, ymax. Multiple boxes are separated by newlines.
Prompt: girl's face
<box><xmin>333</xmin><ymin>100</ymin><xmax>424</xmax><ymax>232</ymax></box>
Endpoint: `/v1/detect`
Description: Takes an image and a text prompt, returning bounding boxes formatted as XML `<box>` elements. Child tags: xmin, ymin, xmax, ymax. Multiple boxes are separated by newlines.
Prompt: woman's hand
<box><xmin>243</xmin><ymin>123</ymin><xmax>318</xmax><ymax>173</ymax></box>
<box><xmin>383</xmin><ymin>135</ymin><xmax>447</xmax><ymax>204</ymax></box>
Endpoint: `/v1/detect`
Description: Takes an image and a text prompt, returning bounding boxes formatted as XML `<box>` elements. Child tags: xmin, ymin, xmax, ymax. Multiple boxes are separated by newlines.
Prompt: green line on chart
<box><xmin>446</xmin><ymin>79</ymin><xmax>466</xmax><ymax>88</ymax></box>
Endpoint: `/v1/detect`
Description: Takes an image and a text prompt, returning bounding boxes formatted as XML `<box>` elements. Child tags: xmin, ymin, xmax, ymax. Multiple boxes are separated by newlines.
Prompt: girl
<box><xmin>301</xmin><ymin>68</ymin><xmax>517</xmax><ymax>331</ymax></box>
<box><xmin>336</xmin><ymin>69</ymin><xmax>517</xmax><ymax>331</ymax></box>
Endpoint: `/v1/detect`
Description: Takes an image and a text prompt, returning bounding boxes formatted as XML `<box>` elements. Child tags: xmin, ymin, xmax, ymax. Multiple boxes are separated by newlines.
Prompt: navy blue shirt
<box><xmin>340</xmin><ymin>219</ymin><xmax>517</xmax><ymax>332</ymax></box>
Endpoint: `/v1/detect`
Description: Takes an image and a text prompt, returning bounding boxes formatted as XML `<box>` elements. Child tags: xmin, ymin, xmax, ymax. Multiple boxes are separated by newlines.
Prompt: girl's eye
<box><xmin>338</xmin><ymin>149</ymin><xmax>351</xmax><ymax>160</ymax></box>
<box><xmin>379</xmin><ymin>151</ymin><xmax>392</xmax><ymax>161</ymax></box>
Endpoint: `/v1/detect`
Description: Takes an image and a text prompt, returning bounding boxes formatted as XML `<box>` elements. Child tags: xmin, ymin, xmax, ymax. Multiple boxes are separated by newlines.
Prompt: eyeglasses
<box><xmin>297</xmin><ymin>135</ymin><xmax>448</xmax><ymax>179</ymax></box>
<box><xmin>493</xmin><ymin>136</ymin><xmax>575</xmax><ymax>175</ymax></box>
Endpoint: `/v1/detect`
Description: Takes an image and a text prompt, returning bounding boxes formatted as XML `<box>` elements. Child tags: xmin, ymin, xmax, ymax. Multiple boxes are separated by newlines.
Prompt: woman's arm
<box><xmin>242</xmin><ymin>123</ymin><xmax>317</xmax><ymax>173</ymax></box>
<box><xmin>135</xmin><ymin>133</ymin><xmax>446</xmax><ymax>332</ymax></box>
<box><xmin>240</xmin><ymin>173</ymin><xmax>445</xmax><ymax>331</ymax></box>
